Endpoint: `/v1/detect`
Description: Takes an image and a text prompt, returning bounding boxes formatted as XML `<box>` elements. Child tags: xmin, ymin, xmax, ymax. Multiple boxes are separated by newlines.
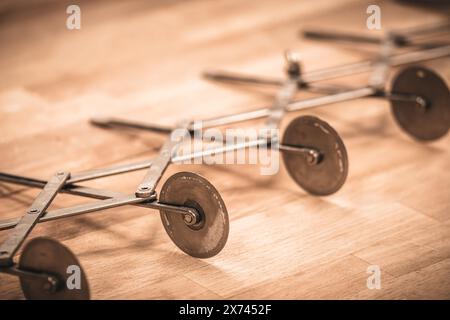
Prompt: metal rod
<box><xmin>4</xmin><ymin>45</ymin><xmax>442</xmax><ymax>192</ymax></box>
<box><xmin>1</xmin><ymin>135</ymin><xmax>321</xmax><ymax>211</ymax></box>
<box><xmin>41</xmin><ymin>195</ymin><xmax>148</xmax><ymax>222</ymax></box>
<box><xmin>382</xmin><ymin>92</ymin><xmax>427</xmax><ymax>108</ymax></box>
<box><xmin>204</xmin><ymin>44</ymin><xmax>450</xmax><ymax>88</ymax></box>
<box><xmin>204</xmin><ymin>40</ymin><xmax>450</xmax><ymax>120</ymax></box>
<box><xmin>303</xmin><ymin>44</ymin><xmax>450</xmax><ymax>83</ymax></box>
<box><xmin>0</xmin><ymin>172</ymin><xmax>140</xmax><ymax>200</ymax></box>
<box><xmin>368</xmin><ymin>34</ymin><xmax>395</xmax><ymax>88</ymax></box>
<box><xmin>135</xmin><ymin>123</ymin><xmax>190</xmax><ymax>198</ymax></box>
<box><xmin>18</xmin><ymin>95</ymin><xmax>345</xmax><ymax>189</ymax></box>
<box><xmin>397</xmin><ymin>21</ymin><xmax>450</xmax><ymax>40</ymax></box>
<box><xmin>0</xmin><ymin>173</ymin><xmax>47</xmax><ymax>188</ymax></box>
<box><xmin>279</xmin><ymin>144</ymin><xmax>321</xmax><ymax>165</ymax></box>
<box><xmin>172</xmin><ymin>137</ymin><xmax>269</xmax><ymax>163</ymax></box>
<box><xmin>0</xmin><ymin>197</ymin><xmax>194</xmax><ymax>230</ymax></box>
<box><xmin>0</xmin><ymin>264</ymin><xmax>58</xmax><ymax>283</ymax></box>
<box><xmin>91</xmin><ymin>117</ymin><xmax>177</xmax><ymax>134</ymax></box>
<box><xmin>87</xmin><ymin>87</ymin><xmax>377</xmax><ymax>146</ymax></box>
<box><xmin>262</xmin><ymin>51</ymin><xmax>302</xmax><ymax>131</ymax></box>
<box><xmin>303</xmin><ymin>29</ymin><xmax>382</xmax><ymax>45</ymax></box>
<box><xmin>302</xmin><ymin>30</ymin><xmax>448</xmax><ymax>49</ymax></box>
<box><xmin>0</xmin><ymin>172</ymin><xmax>69</xmax><ymax>266</ymax></box>
<box><xmin>203</xmin><ymin>71</ymin><xmax>283</xmax><ymax>86</ymax></box>
<box><xmin>89</xmin><ymin>45</ymin><xmax>450</xmax><ymax>143</ymax></box>
<box><xmin>302</xmin><ymin>83</ymin><xmax>352</xmax><ymax>94</ymax></box>
<box><xmin>200</xmin><ymin>108</ymin><xmax>270</xmax><ymax>128</ymax></box>
<box><xmin>203</xmin><ymin>70</ymin><xmax>350</xmax><ymax>95</ymax></box>
<box><xmin>3</xmin><ymin>136</ymin><xmax>281</xmax><ymax>188</ymax></box>
<box><xmin>173</xmin><ymin>136</ymin><xmax>320</xmax><ymax>164</ymax></box>
<box><xmin>0</xmin><ymin>174</ymin><xmax>199</xmax><ymax>230</ymax></box>
<box><xmin>68</xmin><ymin>159</ymin><xmax>153</xmax><ymax>184</ymax></box>
<box><xmin>302</xmin><ymin>21</ymin><xmax>450</xmax><ymax>47</ymax></box>
<box><xmin>198</xmin><ymin>86</ymin><xmax>376</xmax><ymax>128</ymax></box>
<box><xmin>287</xmin><ymin>87</ymin><xmax>376</xmax><ymax>112</ymax></box>
<box><xmin>91</xmin><ymin>117</ymin><xmax>248</xmax><ymax>144</ymax></box>
<box><xmin>8</xmin><ymin>91</ymin><xmax>373</xmax><ymax>190</ymax></box>
<box><xmin>264</xmin><ymin>76</ymin><xmax>299</xmax><ymax>129</ymax></box>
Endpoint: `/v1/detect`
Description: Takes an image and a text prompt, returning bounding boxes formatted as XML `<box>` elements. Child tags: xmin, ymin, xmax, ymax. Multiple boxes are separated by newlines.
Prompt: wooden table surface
<box><xmin>0</xmin><ymin>0</ymin><xmax>449</xmax><ymax>299</ymax></box>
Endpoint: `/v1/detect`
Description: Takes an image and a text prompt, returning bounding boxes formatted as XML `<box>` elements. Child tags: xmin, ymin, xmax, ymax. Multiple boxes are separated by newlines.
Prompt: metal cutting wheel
<box><xmin>391</xmin><ymin>66</ymin><xmax>450</xmax><ymax>141</ymax></box>
<box><xmin>19</xmin><ymin>237</ymin><xmax>90</xmax><ymax>300</ymax></box>
<box><xmin>159</xmin><ymin>172</ymin><xmax>229</xmax><ymax>258</ymax></box>
<box><xmin>282</xmin><ymin>115</ymin><xmax>349</xmax><ymax>195</ymax></box>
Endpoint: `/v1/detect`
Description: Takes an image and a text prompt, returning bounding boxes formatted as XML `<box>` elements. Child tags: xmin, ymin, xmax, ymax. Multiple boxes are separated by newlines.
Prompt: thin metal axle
<box><xmin>0</xmin><ymin>264</ymin><xmax>59</xmax><ymax>290</ymax></box>
<box><xmin>381</xmin><ymin>92</ymin><xmax>427</xmax><ymax>108</ymax></box>
<box><xmin>0</xmin><ymin>175</ymin><xmax>200</xmax><ymax>231</ymax></box>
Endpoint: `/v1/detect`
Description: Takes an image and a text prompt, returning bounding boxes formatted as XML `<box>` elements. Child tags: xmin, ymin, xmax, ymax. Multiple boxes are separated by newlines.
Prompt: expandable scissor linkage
<box><xmin>302</xmin><ymin>21</ymin><xmax>450</xmax><ymax>50</ymax></box>
<box><xmin>202</xmin><ymin>23</ymin><xmax>450</xmax><ymax>141</ymax></box>
<box><xmin>1</xmin><ymin>22</ymin><xmax>449</xmax><ymax>300</ymax></box>
<box><xmin>88</xmin><ymin>25</ymin><xmax>450</xmax><ymax>204</ymax></box>
<box><xmin>91</xmin><ymin>51</ymin><xmax>348</xmax><ymax>195</ymax></box>
<box><xmin>0</xmin><ymin>74</ymin><xmax>325</xmax><ymax>298</ymax></box>
<box><xmin>0</xmin><ymin>122</ymin><xmax>232</xmax><ymax>299</ymax></box>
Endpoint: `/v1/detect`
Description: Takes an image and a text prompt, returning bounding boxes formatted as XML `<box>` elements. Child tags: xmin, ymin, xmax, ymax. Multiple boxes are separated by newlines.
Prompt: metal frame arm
<box><xmin>135</xmin><ymin>123</ymin><xmax>190</xmax><ymax>198</ymax></box>
<box><xmin>302</xmin><ymin>22</ymin><xmax>450</xmax><ymax>48</ymax></box>
<box><xmin>0</xmin><ymin>173</ymin><xmax>201</xmax><ymax>231</ymax></box>
<box><xmin>0</xmin><ymin>172</ymin><xmax>69</xmax><ymax>266</ymax></box>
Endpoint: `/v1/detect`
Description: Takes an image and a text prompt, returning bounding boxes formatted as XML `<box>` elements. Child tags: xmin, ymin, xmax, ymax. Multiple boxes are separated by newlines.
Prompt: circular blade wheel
<box><xmin>19</xmin><ymin>237</ymin><xmax>90</xmax><ymax>300</ymax></box>
<box><xmin>159</xmin><ymin>172</ymin><xmax>229</xmax><ymax>258</ymax></box>
<box><xmin>390</xmin><ymin>66</ymin><xmax>450</xmax><ymax>141</ymax></box>
<box><xmin>282</xmin><ymin>115</ymin><xmax>348</xmax><ymax>195</ymax></box>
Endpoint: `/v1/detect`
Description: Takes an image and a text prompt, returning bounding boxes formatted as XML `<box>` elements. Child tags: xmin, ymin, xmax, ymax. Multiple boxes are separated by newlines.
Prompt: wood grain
<box><xmin>0</xmin><ymin>0</ymin><xmax>449</xmax><ymax>299</ymax></box>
